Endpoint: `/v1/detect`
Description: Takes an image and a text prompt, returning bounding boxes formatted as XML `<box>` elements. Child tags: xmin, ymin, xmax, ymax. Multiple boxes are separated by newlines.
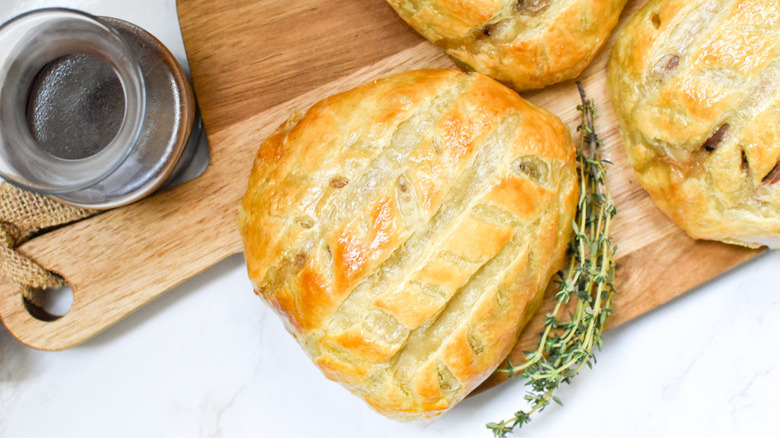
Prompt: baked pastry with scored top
<box><xmin>608</xmin><ymin>0</ymin><xmax>780</xmax><ymax>248</ymax></box>
<box><xmin>386</xmin><ymin>0</ymin><xmax>628</xmax><ymax>91</ymax></box>
<box><xmin>239</xmin><ymin>69</ymin><xmax>578</xmax><ymax>419</ymax></box>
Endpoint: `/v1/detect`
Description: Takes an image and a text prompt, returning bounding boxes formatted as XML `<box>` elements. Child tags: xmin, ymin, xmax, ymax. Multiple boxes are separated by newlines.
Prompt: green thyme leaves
<box><xmin>487</xmin><ymin>83</ymin><xmax>618</xmax><ymax>437</ymax></box>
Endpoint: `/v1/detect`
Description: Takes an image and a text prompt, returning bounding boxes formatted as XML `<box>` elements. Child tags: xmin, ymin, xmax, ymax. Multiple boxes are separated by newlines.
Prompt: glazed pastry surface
<box><xmin>239</xmin><ymin>70</ymin><xmax>578</xmax><ymax>419</ymax></box>
<box><xmin>386</xmin><ymin>0</ymin><xmax>628</xmax><ymax>90</ymax></box>
<box><xmin>609</xmin><ymin>0</ymin><xmax>780</xmax><ymax>248</ymax></box>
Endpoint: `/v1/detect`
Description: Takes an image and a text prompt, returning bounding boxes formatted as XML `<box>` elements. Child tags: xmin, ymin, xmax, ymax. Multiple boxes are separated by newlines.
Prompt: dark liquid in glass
<box><xmin>25</xmin><ymin>53</ymin><xmax>125</xmax><ymax>160</ymax></box>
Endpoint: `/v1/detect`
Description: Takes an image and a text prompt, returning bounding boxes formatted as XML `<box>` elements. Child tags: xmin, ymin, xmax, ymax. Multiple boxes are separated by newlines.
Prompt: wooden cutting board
<box><xmin>0</xmin><ymin>0</ymin><xmax>760</xmax><ymax>369</ymax></box>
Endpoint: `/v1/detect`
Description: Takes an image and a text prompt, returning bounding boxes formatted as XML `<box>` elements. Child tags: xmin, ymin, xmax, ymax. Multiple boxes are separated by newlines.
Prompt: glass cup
<box><xmin>0</xmin><ymin>8</ymin><xmax>202</xmax><ymax>208</ymax></box>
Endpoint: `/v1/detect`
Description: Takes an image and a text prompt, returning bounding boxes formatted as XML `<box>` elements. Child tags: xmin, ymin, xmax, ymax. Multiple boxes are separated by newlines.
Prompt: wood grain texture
<box><xmin>0</xmin><ymin>0</ymin><xmax>761</xmax><ymax>358</ymax></box>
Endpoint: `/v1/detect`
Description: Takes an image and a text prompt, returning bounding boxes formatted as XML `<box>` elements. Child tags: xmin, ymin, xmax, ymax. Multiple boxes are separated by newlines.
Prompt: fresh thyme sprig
<box><xmin>486</xmin><ymin>83</ymin><xmax>618</xmax><ymax>437</ymax></box>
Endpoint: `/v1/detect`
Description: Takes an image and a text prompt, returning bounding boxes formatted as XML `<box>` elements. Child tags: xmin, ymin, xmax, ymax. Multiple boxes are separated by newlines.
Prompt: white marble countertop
<box><xmin>2</xmin><ymin>1</ymin><xmax>779</xmax><ymax>437</ymax></box>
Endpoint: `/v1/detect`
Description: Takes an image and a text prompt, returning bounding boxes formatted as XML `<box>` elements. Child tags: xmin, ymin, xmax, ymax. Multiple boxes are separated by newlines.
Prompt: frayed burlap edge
<box><xmin>0</xmin><ymin>183</ymin><xmax>97</xmax><ymax>307</ymax></box>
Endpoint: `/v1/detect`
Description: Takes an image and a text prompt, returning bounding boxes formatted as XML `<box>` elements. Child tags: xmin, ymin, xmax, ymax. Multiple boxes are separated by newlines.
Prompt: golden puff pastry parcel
<box><xmin>238</xmin><ymin>70</ymin><xmax>578</xmax><ymax>419</ymax></box>
<box><xmin>385</xmin><ymin>0</ymin><xmax>628</xmax><ymax>91</ymax></box>
<box><xmin>608</xmin><ymin>0</ymin><xmax>780</xmax><ymax>248</ymax></box>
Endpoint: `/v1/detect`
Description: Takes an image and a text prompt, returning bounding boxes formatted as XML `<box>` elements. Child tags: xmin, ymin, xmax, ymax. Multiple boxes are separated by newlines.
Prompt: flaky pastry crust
<box><xmin>239</xmin><ymin>70</ymin><xmax>578</xmax><ymax>419</ymax></box>
<box><xmin>608</xmin><ymin>0</ymin><xmax>780</xmax><ymax>248</ymax></box>
<box><xmin>386</xmin><ymin>0</ymin><xmax>628</xmax><ymax>91</ymax></box>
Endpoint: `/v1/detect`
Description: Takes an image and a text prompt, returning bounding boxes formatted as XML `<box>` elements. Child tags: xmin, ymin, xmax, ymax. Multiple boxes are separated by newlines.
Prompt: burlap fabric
<box><xmin>0</xmin><ymin>182</ymin><xmax>97</xmax><ymax>307</ymax></box>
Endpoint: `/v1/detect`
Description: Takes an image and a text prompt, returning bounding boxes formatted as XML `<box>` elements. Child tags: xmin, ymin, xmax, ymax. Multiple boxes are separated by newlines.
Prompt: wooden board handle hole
<box><xmin>22</xmin><ymin>284</ymin><xmax>74</xmax><ymax>322</ymax></box>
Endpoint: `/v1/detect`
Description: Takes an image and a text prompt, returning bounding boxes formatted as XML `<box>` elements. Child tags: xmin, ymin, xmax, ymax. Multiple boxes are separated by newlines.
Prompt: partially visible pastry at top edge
<box><xmin>238</xmin><ymin>70</ymin><xmax>578</xmax><ymax>420</ymax></box>
<box><xmin>386</xmin><ymin>0</ymin><xmax>628</xmax><ymax>91</ymax></box>
<box><xmin>608</xmin><ymin>0</ymin><xmax>780</xmax><ymax>248</ymax></box>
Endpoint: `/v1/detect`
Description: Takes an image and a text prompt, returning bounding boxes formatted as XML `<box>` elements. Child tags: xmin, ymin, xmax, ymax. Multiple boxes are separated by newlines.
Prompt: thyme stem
<box><xmin>487</xmin><ymin>83</ymin><xmax>618</xmax><ymax>437</ymax></box>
